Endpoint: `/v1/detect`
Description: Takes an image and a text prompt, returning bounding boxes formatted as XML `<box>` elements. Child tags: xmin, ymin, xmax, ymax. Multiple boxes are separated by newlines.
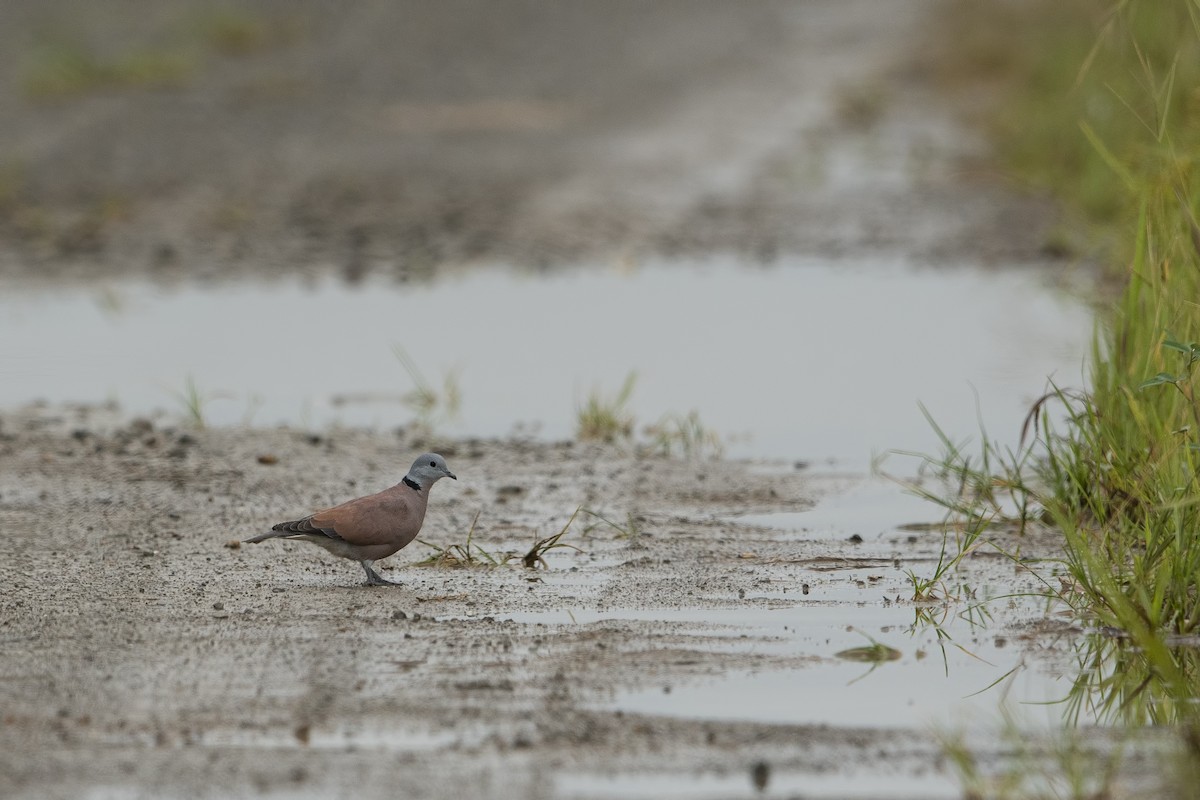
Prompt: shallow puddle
<box><xmin>1</xmin><ymin>255</ymin><xmax>1090</xmax><ymax>467</ymax></box>
<box><xmin>487</xmin><ymin>600</ymin><xmax>1087</xmax><ymax>728</ymax></box>
<box><xmin>3</xmin><ymin>254</ymin><xmax>1099</xmax><ymax>797</ymax></box>
<box><xmin>728</xmin><ymin>474</ymin><xmax>943</xmax><ymax>540</ymax></box>
<box><xmin>610</xmin><ymin>652</ymin><xmax>1078</xmax><ymax>730</ymax></box>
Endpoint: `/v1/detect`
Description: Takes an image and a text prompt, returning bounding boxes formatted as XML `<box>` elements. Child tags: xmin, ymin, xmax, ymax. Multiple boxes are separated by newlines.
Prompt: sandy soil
<box><xmin>0</xmin><ymin>2</ymin><xmax>1094</xmax><ymax>798</ymax></box>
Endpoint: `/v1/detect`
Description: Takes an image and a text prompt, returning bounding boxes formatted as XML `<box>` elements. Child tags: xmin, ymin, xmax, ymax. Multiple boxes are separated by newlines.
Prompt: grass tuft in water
<box><xmin>579</xmin><ymin>507</ymin><xmax>639</xmax><ymax>540</ymax></box>
<box><xmin>524</xmin><ymin>506</ymin><xmax>585</xmax><ymax>569</ymax></box>
<box><xmin>393</xmin><ymin>344</ymin><xmax>460</xmax><ymax>433</ymax></box>
<box><xmin>644</xmin><ymin>410</ymin><xmax>724</xmax><ymax>459</ymax></box>
<box><xmin>413</xmin><ymin>512</ymin><xmax>512</xmax><ymax>568</ymax></box>
<box><xmin>576</xmin><ymin>373</ymin><xmax>723</xmax><ymax>457</ymax></box>
<box><xmin>414</xmin><ymin>508</ymin><xmax>594</xmax><ymax>570</ymax></box>
<box><xmin>884</xmin><ymin>401</ymin><xmax>1055</xmax><ymax>604</ymax></box>
<box><xmin>171</xmin><ymin>375</ymin><xmax>208</xmax><ymax>429</ymax></box>
<box><xmin>576</xmin><ymin>372</ymin><xmax>637</xmax><ymax>443</ymax></box>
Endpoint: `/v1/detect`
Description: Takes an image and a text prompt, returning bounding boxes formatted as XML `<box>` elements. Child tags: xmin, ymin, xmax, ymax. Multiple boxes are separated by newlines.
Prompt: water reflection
<box><xmin>1066</xmin><ymin>634</ymin><xmax>1200</xmax><ymax>726</ymax></box>
<box><xmin>583</xmin><ymin>598</ymin><xmax>1092</xmax><ymax>728</ymax></box>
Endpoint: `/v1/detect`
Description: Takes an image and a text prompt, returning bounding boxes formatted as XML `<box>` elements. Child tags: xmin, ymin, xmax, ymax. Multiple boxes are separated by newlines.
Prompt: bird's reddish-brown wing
<box><xmin>305</xmin><ymin>485</ymin><xmax>427</xmax><ymax>548</ymax></box>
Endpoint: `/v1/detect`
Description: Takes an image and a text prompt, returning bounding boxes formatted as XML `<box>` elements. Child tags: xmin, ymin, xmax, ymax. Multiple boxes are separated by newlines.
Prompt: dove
<box><xmin>245</xmin><ymin>452</ymin><xmax>456</xmax><ymax>586</ymax></box>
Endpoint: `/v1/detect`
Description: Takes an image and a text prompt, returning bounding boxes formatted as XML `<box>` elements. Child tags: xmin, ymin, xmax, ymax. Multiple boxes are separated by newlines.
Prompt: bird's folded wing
<box><xmin>307</xmin><ymin>487</ymin><xmax>422</xmax><ymax>547</ymax></box>
<box><xmin>270</xmin><ymin>516</ymin><xmax>341</xmax><ymax>538</ymax></box>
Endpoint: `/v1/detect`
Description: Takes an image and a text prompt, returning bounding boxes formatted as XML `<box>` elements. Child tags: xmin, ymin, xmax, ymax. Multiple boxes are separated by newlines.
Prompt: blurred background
<box><xmin>0</xmin><ymin>0</ymin><xmax>1091</xmax><ymax>465</ymax></box>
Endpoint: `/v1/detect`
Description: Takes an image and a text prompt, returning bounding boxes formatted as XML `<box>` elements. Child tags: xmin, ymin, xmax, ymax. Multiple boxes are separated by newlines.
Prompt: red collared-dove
<box><xmin>245</xmin><ymin>452</ymin><xmax>456</xmax><ymax>586</ymax></box>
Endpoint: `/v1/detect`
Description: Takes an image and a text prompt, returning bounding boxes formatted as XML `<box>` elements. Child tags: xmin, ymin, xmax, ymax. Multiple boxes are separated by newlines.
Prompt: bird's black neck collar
<box><xmin>402</xmin><ymin>477</ymin><xmax>422</xmax><ymax>492</ymax></box>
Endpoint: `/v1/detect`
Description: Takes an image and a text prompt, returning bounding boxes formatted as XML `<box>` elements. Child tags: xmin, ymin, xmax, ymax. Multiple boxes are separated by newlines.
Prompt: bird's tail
<box><xmin>246</xmin><ymin>517</ymin><xmax>319</xmax><ymax>544</ymax></box>
<box><xmin>244</xmin><ymin>530</ymin><xmax>289</xmax><ymax>544</ymax></box>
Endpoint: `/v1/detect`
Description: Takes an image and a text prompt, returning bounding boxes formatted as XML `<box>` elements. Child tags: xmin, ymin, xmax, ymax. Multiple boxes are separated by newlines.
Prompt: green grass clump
<box><xmin>1016</xmin><ymin>0</ymin><xmax>1200</xmax><ymax>660</ymax></box>
<box><xmin>21</xmin><ymin>12</ymin><xmax>303</xmax><ymax>101</ymax></box>
<box><xmin>932</xmin><ymin>0</ymin><xmax>1200</xmax><ymax>256</ymax></box>
<box><xmin>918</xmin><ymin>0</ymin><xmax>1200</xmax><ymax>719</ymax></box>
<box><xmin>24</xmin><ymin>41</ymin><xmax>195</xmax><ymax>99</ymax></box>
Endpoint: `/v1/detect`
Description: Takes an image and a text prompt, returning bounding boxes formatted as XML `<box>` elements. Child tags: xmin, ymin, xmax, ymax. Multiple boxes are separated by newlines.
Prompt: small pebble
<box><xmin>257</xmin><ymin>454</ymin><xmax>279</xmax><ymax>465</ymax></box>
<box><xmin>223</xmin><ymin>540</ymin><xmax>241</xmax><ymax>549</ymax></box>
<box><xmin>212</xmin><ymin>602</ymin><xmax>224</xmax><ymax>611</ymax></box>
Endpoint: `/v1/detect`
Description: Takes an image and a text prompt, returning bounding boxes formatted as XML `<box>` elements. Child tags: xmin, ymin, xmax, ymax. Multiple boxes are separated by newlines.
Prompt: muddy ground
<box><xmin>0</xmin><ymin>2</ymin><xmax>1101</xmax><ymax>799</ymax></box>
<box><xmin>1</xmin><ymin>404</ymin><xmax>1086</xmax><ymax>800</ymax></box>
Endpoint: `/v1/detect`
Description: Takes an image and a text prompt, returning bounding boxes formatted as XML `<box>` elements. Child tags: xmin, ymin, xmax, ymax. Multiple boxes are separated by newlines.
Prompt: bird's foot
<box><xmin>361</xmin><ymin>561</ymin><xmax>402</xmax><ymax>586</ymax></box>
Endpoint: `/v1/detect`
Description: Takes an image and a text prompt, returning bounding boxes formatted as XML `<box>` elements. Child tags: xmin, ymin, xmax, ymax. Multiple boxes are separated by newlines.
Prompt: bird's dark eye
<box><xmin>429</xmin><ymin>460</ymin><xmax>436</xmax><ymax>467</ymax></box>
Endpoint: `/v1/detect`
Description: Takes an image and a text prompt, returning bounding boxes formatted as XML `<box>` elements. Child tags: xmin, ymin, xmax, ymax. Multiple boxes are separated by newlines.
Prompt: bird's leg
<box><xmin>360</xmin><ymin>560</ymin><xmax>401</xmax><ymax>586</ymax></box>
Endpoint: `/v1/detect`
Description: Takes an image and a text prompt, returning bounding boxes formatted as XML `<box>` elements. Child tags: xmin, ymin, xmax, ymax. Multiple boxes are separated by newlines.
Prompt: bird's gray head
<box><xmin>405</xmin><ymin>452</ymin><xmax>457</xmax><ymax>490</ymax></box>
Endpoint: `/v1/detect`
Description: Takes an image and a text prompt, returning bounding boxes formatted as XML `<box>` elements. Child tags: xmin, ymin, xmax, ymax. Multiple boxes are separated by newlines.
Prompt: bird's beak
<box><xmin>446</xmin><ymin>470</ymin><xmax>458</xmax><ymax>480</ymax></box>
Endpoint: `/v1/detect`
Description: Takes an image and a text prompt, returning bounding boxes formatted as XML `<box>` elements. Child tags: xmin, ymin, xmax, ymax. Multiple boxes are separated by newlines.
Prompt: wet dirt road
<box><xmin>0</xmin><ymin>2</ymin><xmax>1098</xmax><ymax>798</ymax></box>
